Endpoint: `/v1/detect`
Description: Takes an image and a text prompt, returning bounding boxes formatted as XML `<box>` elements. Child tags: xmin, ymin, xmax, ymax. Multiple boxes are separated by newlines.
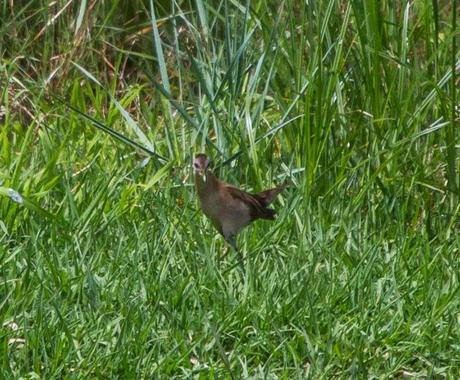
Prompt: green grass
<box><xmin>1</xmin><ymin>0</ymin><xmax>459</xmax><ymax>378</ymax></box>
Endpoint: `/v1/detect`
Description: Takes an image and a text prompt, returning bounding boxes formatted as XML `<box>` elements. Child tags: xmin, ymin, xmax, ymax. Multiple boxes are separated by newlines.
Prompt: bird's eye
<box><xmin>193</xmin><ymin>162</ymin><xmax>200</xmax><ymax>169</ymax></box>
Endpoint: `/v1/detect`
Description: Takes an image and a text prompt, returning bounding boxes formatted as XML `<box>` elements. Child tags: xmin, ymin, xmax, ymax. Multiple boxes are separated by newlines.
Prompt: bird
<box><xmin>193</xmin><ymin>153</ymin><xmax>286</xmax><ymax>252</ymax></box>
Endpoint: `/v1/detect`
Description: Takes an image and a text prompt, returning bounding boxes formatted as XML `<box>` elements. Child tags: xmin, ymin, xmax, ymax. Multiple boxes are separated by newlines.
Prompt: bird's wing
<box><xmin>225</xmin><ymin>185</ymin><xmax>276</xmax><ymax>220</ymax></box>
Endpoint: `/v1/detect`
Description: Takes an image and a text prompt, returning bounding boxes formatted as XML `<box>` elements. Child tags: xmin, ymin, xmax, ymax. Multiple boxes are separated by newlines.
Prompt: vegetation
<box><xmin>1</xmin><ymin>0</ymin><xmax>459</xmax><ymax>378</ymax></box>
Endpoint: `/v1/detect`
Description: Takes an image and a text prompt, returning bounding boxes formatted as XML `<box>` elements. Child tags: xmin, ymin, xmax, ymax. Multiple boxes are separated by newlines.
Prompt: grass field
<box><xmin>1</xmin><ymin>0</ymin><xmax>459</xmax><ymax>378</ymax></box>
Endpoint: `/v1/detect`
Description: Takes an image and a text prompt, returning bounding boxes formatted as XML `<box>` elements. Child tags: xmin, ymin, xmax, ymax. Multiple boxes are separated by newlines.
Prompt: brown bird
<box><xmin>193</xmin><ymin>153</ymin><xmax>286</xmax><ymax>251</ymax></box>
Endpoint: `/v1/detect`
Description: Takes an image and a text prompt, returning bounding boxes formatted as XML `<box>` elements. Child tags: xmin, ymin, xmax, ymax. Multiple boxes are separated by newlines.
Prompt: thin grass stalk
<box><xmin>446</xmin><ymin>0</ymin><xmax>458</xmax><ymax>203</ymax></box>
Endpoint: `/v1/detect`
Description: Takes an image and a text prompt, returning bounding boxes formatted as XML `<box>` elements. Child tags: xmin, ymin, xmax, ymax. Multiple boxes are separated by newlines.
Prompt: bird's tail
<box><xmin>260</xmin><ymin>207</ymin><xmax>277</xmax><ymax>220</ymax></box>
<box><xmin>253</xmin><ymin>182</ymin><xmax>288</xmax><ymax>207</ymax></box>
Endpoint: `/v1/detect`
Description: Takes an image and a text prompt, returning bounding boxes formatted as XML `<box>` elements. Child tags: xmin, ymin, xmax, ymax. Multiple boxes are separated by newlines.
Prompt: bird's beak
<box><xmin>199</xmin><ymin>170</ymin><xmax>207</xmax><ymax>182</ymax></box>
<box><xmin>194</xmin><ymin>167</ymin><xmax>207</xmax><ymax>182</ymax></box>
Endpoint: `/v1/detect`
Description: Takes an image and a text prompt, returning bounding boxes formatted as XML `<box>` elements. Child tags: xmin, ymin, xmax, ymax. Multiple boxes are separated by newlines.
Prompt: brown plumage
<box><xmin>193</xmin><ymin>153</ymin><xmax>286</xmax><ymax>251</ymax></box>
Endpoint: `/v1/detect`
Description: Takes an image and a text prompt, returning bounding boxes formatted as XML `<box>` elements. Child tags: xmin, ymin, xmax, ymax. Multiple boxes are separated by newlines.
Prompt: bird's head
<box><xmin>193</xmin><ymin>153</ymin><xmax>210</xmax><ymax>179</ymax></box>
